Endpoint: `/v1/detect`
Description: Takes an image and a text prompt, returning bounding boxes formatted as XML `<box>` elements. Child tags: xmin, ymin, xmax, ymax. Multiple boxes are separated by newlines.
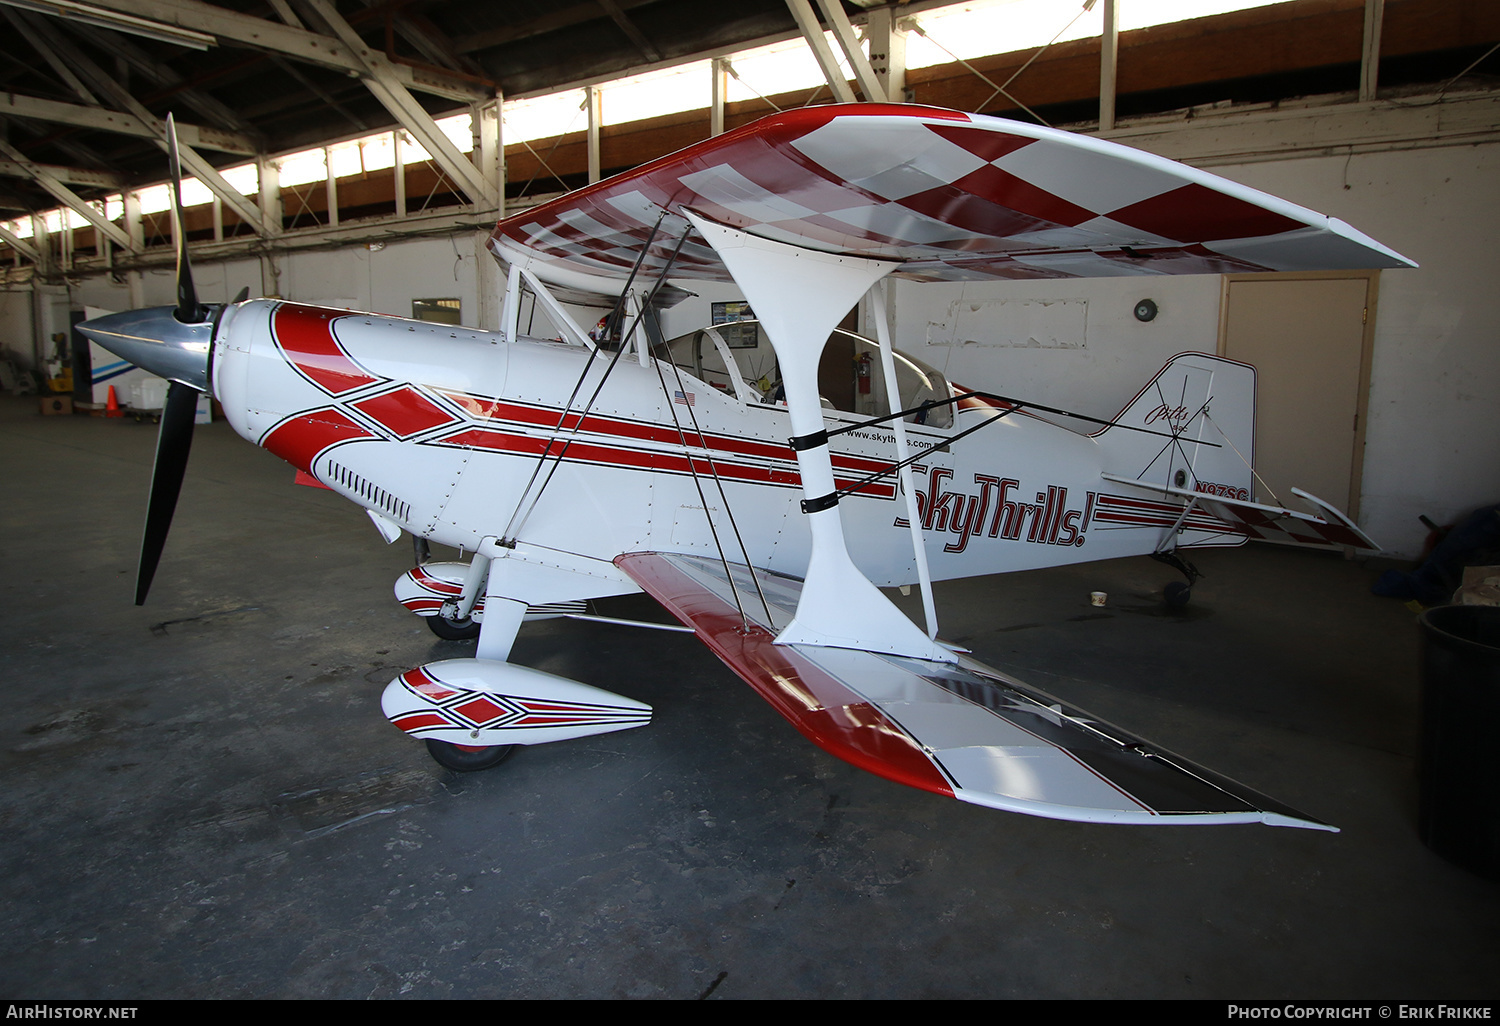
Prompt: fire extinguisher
<box><xmin>856</xmin><ymin>351</ymin><xmax>872</xmax><ymax>395</ymax></box>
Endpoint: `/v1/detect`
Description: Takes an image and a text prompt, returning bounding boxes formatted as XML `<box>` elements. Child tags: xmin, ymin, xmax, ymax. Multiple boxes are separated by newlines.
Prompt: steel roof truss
<box><xmin>785</xmin><ymin>0</ymin><xmax>857</xmax><ymax>103</ymax></box>
<box><xmin>0</xmin><ymin>94</ymin><xmax>254</xmax><ymax>156</ymax></box>
<box><xmin>3</xmin><ymin>8</ymin><xmax>99</xmax><ymax>105</ymax></box>
<box><xmin>14</xmin><ymin>21</ymin><xmax>273</xmax><ymax>235</ymax></box>
<box><xmin>0</xmin><ymin>220</ymin><xmax>40</xmax><ymax>261</ymax></box>
<box><xmin>813</xmin><ymin>0</ymin><xmax>887</xmax><ymax>103</ymax></box>
<box><xmin>81</xmin><ymin>0</ymin><xmax>487</xmax><ymax>103</ymax></box>
<box><xmin>0</xmin><ymin>137</ymin><xmax>135</xmax><ymax>251</ymax></box>
<box><xmin>302</xmin><ymin>0</ymin><xmax>496</xmax><ymax>209</ymax></box>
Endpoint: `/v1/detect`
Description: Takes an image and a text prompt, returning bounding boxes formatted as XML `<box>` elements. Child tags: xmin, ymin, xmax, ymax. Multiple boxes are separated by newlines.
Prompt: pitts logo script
<box><xmin>896</xmin><ymin>466</ymin><xmax>1095</xmax><ymax>554</ymax></box>
<box><xmin>1143</xmin><ymin>402</ymin><xmax>1191</xmax><ymax>428</ymax></box>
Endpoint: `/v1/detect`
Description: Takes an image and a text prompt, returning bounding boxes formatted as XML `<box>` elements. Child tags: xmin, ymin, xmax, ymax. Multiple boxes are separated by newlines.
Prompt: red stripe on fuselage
<box><xmin>440</xmin><ymin>425</ymin><xmax>893</xmax><ymax>496</ymax></box>
<box><xmin>272</xmin><ymin>304</ymin><xmax>379</xmax><ymax>395</ymax></box>
<box><xmin>353</xmin><ymin>386</ymin><xmax>459</xmax><ymax>438</ymax></box>
<box><xmin>440</xmin><ymin>427</ymin><xmax>791</xmax><ymax>485</ymax></box>
<box><xmin>433</xmin><ymin>391</ymin><xmax>894</xmax><ymax>495</ymax></box>
<box><xmin>260</xmin><ymin>407</ymin><xmax>375</xmax><ymax>473</ymax></box>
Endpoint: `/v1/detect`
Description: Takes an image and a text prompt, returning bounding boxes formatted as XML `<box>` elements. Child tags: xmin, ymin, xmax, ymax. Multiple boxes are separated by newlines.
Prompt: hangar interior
<box><xmin>1</xmin><ymin>0</ymin><xmax>1498</xmax><ymax>1000</ymax></box>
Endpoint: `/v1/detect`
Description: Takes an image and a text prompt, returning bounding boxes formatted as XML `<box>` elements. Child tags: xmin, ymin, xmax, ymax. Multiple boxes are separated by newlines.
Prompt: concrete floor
<box><xmin>2</xmin><ymin>394</ymin><xmax>1496</xmax><ymax>1000</ymax></box>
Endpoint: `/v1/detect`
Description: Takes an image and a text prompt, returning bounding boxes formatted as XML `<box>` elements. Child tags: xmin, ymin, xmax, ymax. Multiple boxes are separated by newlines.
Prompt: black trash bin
<box><xmin>1418</xmin><ymin>604</ymin><xmax>1500</xmax><ymax>880</ymax></box>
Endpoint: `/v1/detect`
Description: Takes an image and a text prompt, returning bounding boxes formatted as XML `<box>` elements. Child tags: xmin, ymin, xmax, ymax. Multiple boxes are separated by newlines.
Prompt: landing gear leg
<box><xmin>425</xmin><ymin>550</ymin><xmax>491</xmax><ymax>641</ymax></box>
<box><xmin>425</xmin><ymin>606</ymin><xmax>481</xmax><ymax>641</ymax></box>
<box><xmin>1150</xmin><ymin>551</ymin><xmax>1202</xmax><ymax>608</ymax></box>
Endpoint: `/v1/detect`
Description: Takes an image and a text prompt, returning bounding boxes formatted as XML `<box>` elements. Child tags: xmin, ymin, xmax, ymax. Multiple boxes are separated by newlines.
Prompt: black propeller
<box><xmin>78</xmin><ymin>116</ymin><xmax>243</xmax><ymax>606</ymax></box>
<box><xmin>135</xmin><ymin>114</ymin><xmax>208</xmax><ymax>604</ymax></box>
<box><xmin>137</xmin><ymin>380</ymin><xmax>200</xmax><ymax>604</ymax></box>
<box><xmin>167</xmin><ymin>114</ymin><xmax>207</xmax><ymax>326</ymax></box>
<box><xmin>135</xmin><ymin>287</ymin><xmax>254</xmax><ymax>603</ymax></box>
<box><xmin>76</xmin><ymin>116</ymin><xmax>255</xmax><ymax>604</ymax></box>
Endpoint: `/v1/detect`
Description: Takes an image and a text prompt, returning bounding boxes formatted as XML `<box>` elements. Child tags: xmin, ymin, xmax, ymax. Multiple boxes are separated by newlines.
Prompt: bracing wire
<box><xmin>502</xmin><ymin>222</ymin><xmax>775</xmax><ymax>632</ymax></box>
<box><xmin>1132</xmin><ymin>375</ymin><xmax>1212</xmax><ymax>488</ymax></box>
<box><xmin>821</xmin><ymin>385</ymin><xmax>1223</xmax><ymax>505</ymax></box>
<box><xmin>1204</xmin><ymin>409</ymin><xmax>1283</xmax><ymax>508</ymax></box>
<box><xmin>499</xmin><ymin>216</ymin><xmax>669</xmax><ymax>544</ymax></box>
<box><xmin>647</xmin><ymin>310</ymin><xmax>776</xmax><ymax>632</ymax></box>
<box><xmin>498</xmin><ymin>343</ymin><xmax>602</xmax><ymax>543</ymax></box>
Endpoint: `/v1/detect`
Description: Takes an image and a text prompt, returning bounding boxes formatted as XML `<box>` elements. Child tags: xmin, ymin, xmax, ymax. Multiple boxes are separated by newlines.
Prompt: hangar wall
<box><xmin>51</xmin><ymin>234</ymin><xmax>494</xmax><ymax>325</ymax></box>
<box><xmin>0</xmin><ymin>289</ymin><xmax>34</xmax><ymax>370</ymax></box>
<box><xmin>2</xmin><ymin>116</ymin><xmax>1493</xmax><ymax>561</ymax></box>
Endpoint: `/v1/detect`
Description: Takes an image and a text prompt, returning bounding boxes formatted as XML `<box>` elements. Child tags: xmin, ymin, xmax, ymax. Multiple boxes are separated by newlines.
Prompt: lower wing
<box><xmin>616</xmin><ymin>551</ymin><xmax>1334</xmax><ymax>831</ymax></box>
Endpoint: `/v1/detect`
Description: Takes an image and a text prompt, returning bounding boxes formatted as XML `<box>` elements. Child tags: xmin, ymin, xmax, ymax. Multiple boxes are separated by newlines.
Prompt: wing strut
<box><xmin>868</xmin><ymin>281</ymin><xmax>939</xmax><ymax>642</ymax></box>
<box><xmin>684</xmin><ymin>211</ymin><xmax>952</xmax><ymax>663</ymax></box>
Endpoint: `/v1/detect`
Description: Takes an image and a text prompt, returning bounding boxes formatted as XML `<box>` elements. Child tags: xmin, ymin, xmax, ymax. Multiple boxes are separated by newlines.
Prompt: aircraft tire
<box><xmin>425</xmin><ymin>738</ymin><xmax>516</xmax><ymax>772</ymax></box>
<box><xmin>1163</xmin><ymin>581</ymin><xmax>1192</xmax><ymax>608</ymax></box>
<box><xmin>425</xmin><ymin>613</ymin><xmax>481</xmax><ymax>641</ymax></box>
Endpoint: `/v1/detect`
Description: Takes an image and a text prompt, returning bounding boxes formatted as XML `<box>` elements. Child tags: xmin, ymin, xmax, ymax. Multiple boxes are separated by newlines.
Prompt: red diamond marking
<box><xmin>354</xmin><ymin>387</ymin><xmax>458</xmax><ymax>438</ymax></box>
<box><xmin>1108</xmin><ymin>183</ymin><xmax>1305</xmax><ymax>243</ymax></box>
<box><xmin>452</xmin><ymin>696</ymin><xmax>512</xmax><ymax>725</ymax></box>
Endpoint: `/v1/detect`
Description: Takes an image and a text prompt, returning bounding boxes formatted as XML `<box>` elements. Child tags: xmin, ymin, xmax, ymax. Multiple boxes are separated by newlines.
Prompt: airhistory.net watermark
<box><xmin>5</xmin><ymin>1008</ymin><xmax>137</xmax><ymax>1019</ymax></box>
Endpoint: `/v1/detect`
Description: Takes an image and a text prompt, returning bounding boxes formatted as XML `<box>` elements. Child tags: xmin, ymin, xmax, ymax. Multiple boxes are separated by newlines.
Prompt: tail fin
<box><xmin>1094</xmin><ymin>353</ymin><xmax>1256</xmax><ymax>502</ymax></box>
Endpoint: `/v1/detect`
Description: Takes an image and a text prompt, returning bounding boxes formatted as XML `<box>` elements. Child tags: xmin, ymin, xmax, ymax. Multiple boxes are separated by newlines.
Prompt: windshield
<box><xmin>660</xmin><ymin>319</ymin><xmax>953</xmax><ymax>429</ymax></box>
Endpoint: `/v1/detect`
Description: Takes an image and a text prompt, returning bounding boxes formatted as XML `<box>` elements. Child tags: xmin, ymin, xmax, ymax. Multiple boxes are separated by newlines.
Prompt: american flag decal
<box><xmin>673</xmin><ymin>389</ymin><xmax>695</xmax><ymax>407</ymax></box>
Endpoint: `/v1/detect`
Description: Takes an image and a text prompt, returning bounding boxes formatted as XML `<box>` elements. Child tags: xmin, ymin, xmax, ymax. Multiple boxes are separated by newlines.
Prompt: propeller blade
<box><xmin>136</xmin><ymin>380</ymin><xmax>200</xmax><ymax>605</ymax></box>
<box><xmin>165</xmin><ymin>114</ymin><xmax>206</xmax><ymax>325</ymax></box>
<box><xmin>231</xmin><ymin>286</ymin><xmax>249</xmax><ymax>304</ymax></box>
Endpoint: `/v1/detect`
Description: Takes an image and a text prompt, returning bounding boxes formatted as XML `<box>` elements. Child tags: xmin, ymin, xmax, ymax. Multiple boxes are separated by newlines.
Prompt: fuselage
<box><xmin>211</xmin><ymin>299</ymin><xmax>1224</xmax><ymax>588</ymax></box>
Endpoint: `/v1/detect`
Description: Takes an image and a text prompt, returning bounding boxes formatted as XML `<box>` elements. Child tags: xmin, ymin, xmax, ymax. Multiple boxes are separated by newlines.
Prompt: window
<box><xmin>413</xmin><ymin>298</ymin><xmax>461</xmax><ymax>325</ymax></box>
<box><xmin>664</xmin><ymin>327</ymin><xmax>747</xmax><ymax>399</ymax></box>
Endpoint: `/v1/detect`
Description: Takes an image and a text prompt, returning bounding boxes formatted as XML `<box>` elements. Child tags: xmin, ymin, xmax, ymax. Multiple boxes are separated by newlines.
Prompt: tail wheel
<box><xmin>1164</xmin><ymin>581</ymin><xmax>1192</xmax><ymax>608</ymax></box>
<box><xmin>424</xmin><ymin>738</ymin><xmax>515</xmax><ymax>771</ymax></box>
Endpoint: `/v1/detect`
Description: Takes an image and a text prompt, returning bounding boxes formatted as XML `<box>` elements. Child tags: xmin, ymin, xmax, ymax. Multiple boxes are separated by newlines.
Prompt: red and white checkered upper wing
<box><xmin>490</xmin><ymin>103</ymin><xmax>1414</xmax><ymax>289</ymax></box>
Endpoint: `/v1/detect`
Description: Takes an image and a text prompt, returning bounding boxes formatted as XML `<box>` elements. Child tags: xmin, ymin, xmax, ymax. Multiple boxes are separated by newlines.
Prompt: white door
<box><xmin>1221</xmin><ymin>275</ymin><xmax>1374</xmax><ymax>518</ymax></box>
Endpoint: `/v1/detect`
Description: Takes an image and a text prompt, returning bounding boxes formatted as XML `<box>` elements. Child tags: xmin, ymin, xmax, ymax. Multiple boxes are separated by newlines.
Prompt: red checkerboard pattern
<box><xmin>490</xmin><ymin>104</ymin><xmax>1411</xmax><ymax>287</ymax></box>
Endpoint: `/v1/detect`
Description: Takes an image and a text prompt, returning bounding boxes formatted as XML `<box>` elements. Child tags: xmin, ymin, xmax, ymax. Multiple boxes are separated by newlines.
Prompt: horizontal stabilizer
<box><xmin>616</xmin><ymin>551</ymin><xmax>1334</xmax><ymax>830</ymax></box>
<box><xmin>1100</xmin><ymin>474</ymin><xmax>1380</xmax><ymax>552</ymax></box>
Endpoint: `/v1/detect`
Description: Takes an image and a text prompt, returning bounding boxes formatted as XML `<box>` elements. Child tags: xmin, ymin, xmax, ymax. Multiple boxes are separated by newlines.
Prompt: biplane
<box><xmin>80</xmin><ymin>104</ymin><xmax>1413</xmax><ymax>831</ymax></box>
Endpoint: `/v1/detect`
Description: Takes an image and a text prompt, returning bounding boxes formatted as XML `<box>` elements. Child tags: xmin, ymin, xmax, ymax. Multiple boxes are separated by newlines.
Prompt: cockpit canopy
<box><xmin>662</xmin><ymin>319</ymin><xmax>953</xmax><ymax>429</ymax></box>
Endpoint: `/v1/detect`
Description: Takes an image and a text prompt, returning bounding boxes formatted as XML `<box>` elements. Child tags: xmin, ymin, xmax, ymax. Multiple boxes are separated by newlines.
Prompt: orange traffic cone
<box><xmin>105</xmin><ymin>385</ymin><xmax>123</xmax><ymax>417</ymax></box>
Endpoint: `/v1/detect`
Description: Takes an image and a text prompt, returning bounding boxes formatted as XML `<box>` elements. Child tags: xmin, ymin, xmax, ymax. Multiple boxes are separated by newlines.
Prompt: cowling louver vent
<box><xmin>325</xmin><ymin>460</ymin><xmax>411</xmax><ymax>523</ymax></box>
